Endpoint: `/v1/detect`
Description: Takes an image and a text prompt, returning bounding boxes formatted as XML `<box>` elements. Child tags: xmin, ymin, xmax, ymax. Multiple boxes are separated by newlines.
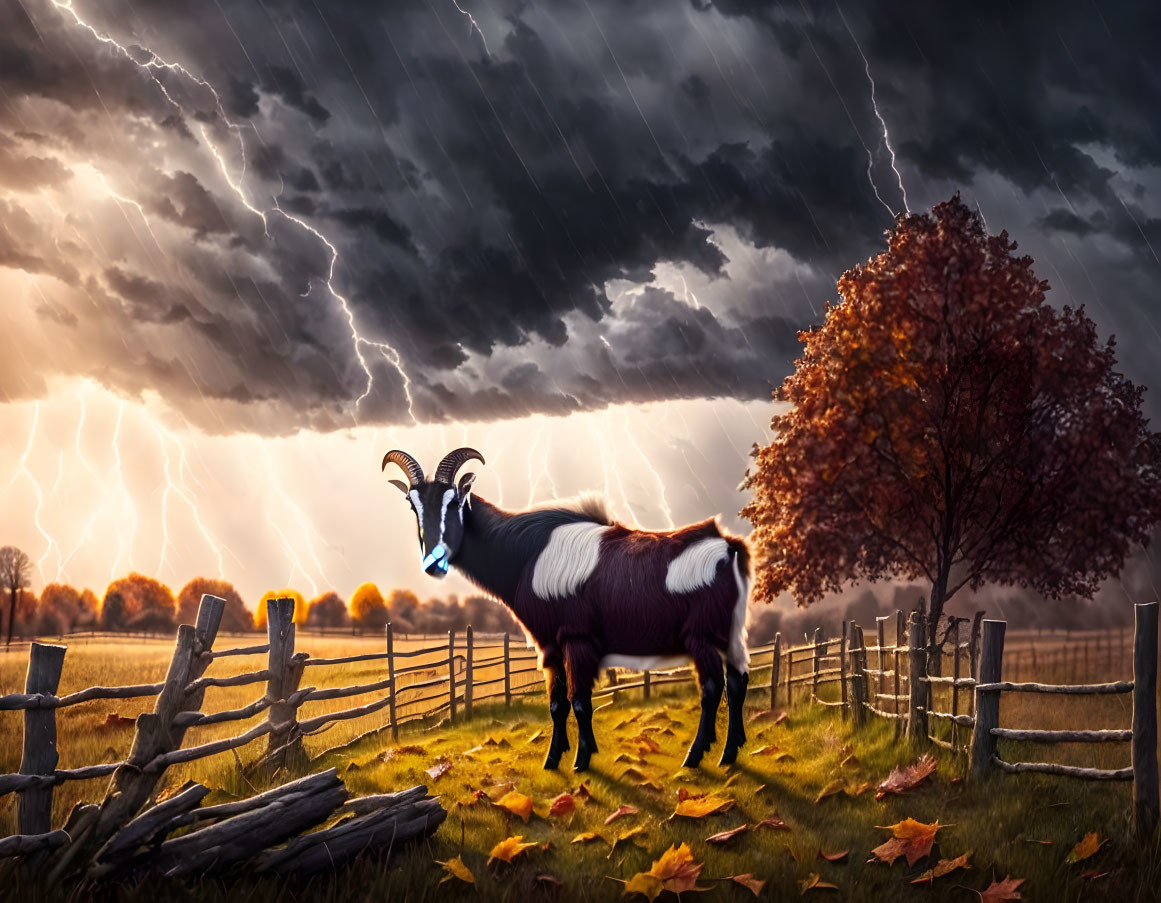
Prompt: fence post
<box><xmin>876</xmin><ymin>616</ymin><xmax>888</xmax><ymax>706</ymax></box>
<box><xmin>785</xmin><ymin>642</ymin><xmax>793</xmax><ymax>709</ymax></box>
<box><xmin>386</xmin><ymin>622</ymin><xmax>398</xmax><ymax>741</ymax></box>
<box><xmin>265</xmin><ymin>597</ymin><xmax>305</xmax><ymax>771</ymax></box>
<box><xmin>970</xmin><ymin>619</ymin><xmax>1006</xmax><ymax>777</ymax></box>
<box><xmin>894</xmin><ymin>610</ymin><xmax>904</xmax><ymax>735</ymax></box>
<box><xmin>907</xmin><ymin>613</ymin><xmax>929</xmax><ymax>745</ymax></box>
<box><xmin>448</xmin><ymin>630</ymin><xmax>457</xmax><ymax>722</ymax></box>
<box><xmin>770</xmin><ymin>632</ymin><xmax>781</xmax><ymax>711</ymax></box>
<box><xmin>465</xmin><ymin>625</ymin><xmax>474</xmax><ymax>721</ymax></box>
<box><xmin>850</xmin><ymin>624</ymin><xmax>867</xmax><ymax>727</ymax></box>
<box><xmin>643</xmin><ymin>670</ymin><xmax>651</xmax><ymax>700</ymax></box>
<box><xmin>810</xmin><ymin>627</ymin><xmax>823</xmax><ymax>702</ymax></box>
<box><xmin>951</xmin><ymin>620</ymin><xmax>961</xmax><ymax>754</ymax></box>
<box><xmin>90</xmin><ymin>594</ymin><xmax>225</xmax><ymax>850</ymax></box>
<box><xmin>1132</xmin><ymin>601</ymin><xmax>1159</xmax><ymax>838</ymax></box>
<box><xmin>503</xmin><ymin>632</ymin><xmax>512</xmax><ymax>706</ymax></box>
<box><xmin>18</xmin><ymin>642</ymin><xmax>67</xmax><ymax>835</ymax></box>
<box><xmin>839</xmin><ymin>623</ymin><xmax>848</xmax><ymax>720</ymax></box>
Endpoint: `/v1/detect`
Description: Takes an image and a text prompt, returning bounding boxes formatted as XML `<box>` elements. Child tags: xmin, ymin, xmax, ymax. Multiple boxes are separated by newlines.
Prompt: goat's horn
<box><xmin>381</xmin><ymin>449</ymin><xmax>425</xmax><ymax>485</ymax></box>
<box><xmin>434</xmin><ymin>447</ymin><xmax>485</xmax><ymax>484</ymax></box>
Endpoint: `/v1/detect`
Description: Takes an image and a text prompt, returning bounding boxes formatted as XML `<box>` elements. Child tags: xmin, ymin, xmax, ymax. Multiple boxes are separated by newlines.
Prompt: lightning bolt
<box><xmin>53</xmin><ymin>0</ymin><xmax>417</xmax><ymax>425</ymax></box>
<box><xmin>152</xmin><ymin>422</ymin><xmax>230</xmax><ymax>580</ymax></box>
<box><xmin>261</xmin><ymin>443</ymin><xmax>331</xmax><ymax>597</ymax></box>
<box><xmin>620</xmin><ymin>408</ymin><xmax>675</xmax><ymax>529</ymax></box>
<box><xmin>837</xmin><ymin>4</ymin><xmax>909</xmax><ymax>214</ymax></box>
<box><xmin>450</xmin><ymin>0</ymin><xmax>491</xmax><ymax>56</ymax></box>
<box><xmin>13</xmin><ymin>402</ymin><xmax>62</xmax><ymax>584</ymax></box>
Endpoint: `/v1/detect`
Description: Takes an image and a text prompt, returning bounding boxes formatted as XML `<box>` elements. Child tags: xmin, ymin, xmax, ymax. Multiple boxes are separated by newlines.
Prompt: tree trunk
<box><xmin>926</xmin><ymin>571</ymin><xmax>949</xmax><ymax>677</ymax></box>
<box><xmin>6</xmin><ymin>585</ymin><xmax>18</xmax><ymax>647</ymax></box>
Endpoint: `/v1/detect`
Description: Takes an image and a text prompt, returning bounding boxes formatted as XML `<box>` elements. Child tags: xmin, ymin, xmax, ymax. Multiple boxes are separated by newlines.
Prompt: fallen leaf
<box><xmin>871</xmin><ymin>818</ymin><xmax>945</xmax><ymax>867</ymax></box>
<box><xmin>535</xmin><ymin>873</ymin><xmax>564</xmax><ymax>888</ymax></box>
<box><xmin>672</xmin><ymin>795</ymin><xmax>734</xmax><ymax>818</ymax></box>
<box><xmin>488</xmin><ymin>835</ymin><xmax>539</xmax><ymax>865</ymax></box>
<box><xmin>102</xmin><ymin>712</ymin><xmax>135</xmax><ymax>728</ymax></box>
<box><xmin>425</xmin><ymin>759</ymin><xmax>453</xmax><ymax>781</ymax></box>
<box><xmin>846</xmin><ymin>781</ymin><xmax>875</xmax><ymax>797</ymax></box>
<box><xmin>729</xmin><ymin>874</ymin><xmax>767</xmax><ymax>897</ymax></box>
<box><xmin>752</xmin><ymin>744</ymin><xmax>783</xmax><ymax>756</ymax></box>
<box><xmin>621</xmin><ymin>843</ymin><xmax>705</xmax><ymax>899</ymax></box>
<box><xmin>677</xmin><ymin>787</ymin><xmax>705</xmax><ymax>802</ymax></box>
<box><xmin>572</xmin><ymin>831</ymin><xmax>605</xmax><ymax>844</ymax></box>
<box><xmin>630</xmin><ymin>733</ymin><xmax>662</xmax><ymax>754</ymax></box>
<box><xmin>437</xmin><ymin>855</ymin><xmax>475</xmax><ymax>885</ymax></box>
<box><xmin>750</xmin><ymin>709</ymin><xmax>789</xmax><ymax>725</ymax></box>
<box><xmin>755</xmin><ymin>815</ymin><xmax>791</xmax><ymax>831</ymax></box>
<box><xmin>608</xmin><ymin>825</ymin><xmax>649</xmax><ymax>860</ymax></box>
<box><xmin>572</xmin><ymin>781</ymin><xmax>595</xmax><ymax>803</ymax></box>
<box><xmin>549</xmin><ymin>792</ymin><xmax>576</xmax><ymax>817</ymax></box>
<box><xmin>798</xmin><ymin>873</ymin><xmax>838</xmax><ymax>893</ymax></box>
<box><xmin>605</xmin><ymin>804</ymin><xmax>639</xmax><ymax>825</ymax></box>
<box><xmin>706</xmin><ymin>824</ymin><xmax>749</xmax><ymax>844</ymax></box>
<box><xmin>817</xmin><ymin>849</ymin><xmax>848</xmax><ymax>863</ymax></box>
<box><xmin>815</xmin><ymin>780</ymin><xmax>845</xmax><ymax>803</ymax></box>
<box><xmin>910</xmin><ymin>851</ymin><xmax>972</xmax><ymax>885</ymax></box>
<box><xmin>496</xmin><ymin>790</ymin><xmax>534</xmax><ymax>823</ymax></box>
<box><xmin>876</xmin><ymin>754</ymin><xmax>938</xmax><ymax>800</ymax></box>
<box><xmin>1079</xmin><ymin>870</ymin><xmax>1109</xmax><ymax>881</ymax></box>
<box><xmin>528</xmin><ymin>729</ymin><xmax>545</xmax><ymax>743</ymax></box>
<box><xmin>980</xmin><ymin>875</ymin><xmax>1024</xmax><ymax>903</ymax></box>
<box><xmin>839</xmin><ymin>753</ymin><xmax>859</xmax><ymax>769</ymax></box>
<box><xmin>1065</xmin><ymin>832</ymin><xmax>1105</xmax><ymax>864</ymax></box>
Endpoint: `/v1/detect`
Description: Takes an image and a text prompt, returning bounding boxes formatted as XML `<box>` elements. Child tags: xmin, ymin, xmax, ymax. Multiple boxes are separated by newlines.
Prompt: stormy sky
<box><xmin>0</xmin><ymin>0</ymin><xmax>1158</xmax><ymax>607</ymax></box>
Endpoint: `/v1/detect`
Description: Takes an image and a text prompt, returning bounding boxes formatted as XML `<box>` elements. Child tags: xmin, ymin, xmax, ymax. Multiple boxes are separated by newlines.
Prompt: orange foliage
<box><xmin>350</xmin><ymin>582</ymin><xmax>388</xmax><ymax>630</ymax></box>
<box><xmin>255</xmin><ymin>588</ymin><xmax>307</xmax><ymax>629</ymax></box>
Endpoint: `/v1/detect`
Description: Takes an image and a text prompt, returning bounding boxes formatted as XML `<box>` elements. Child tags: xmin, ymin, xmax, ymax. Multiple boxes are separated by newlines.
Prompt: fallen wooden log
<box><xmin>257</xmin><ymin>792</ymin><xmax>446</xmax><ymax>874</ymax></box>
<box><xmin>0</xmin><ymin>829</ymin><xmax>69</xmax><ymax>858</ymax></box>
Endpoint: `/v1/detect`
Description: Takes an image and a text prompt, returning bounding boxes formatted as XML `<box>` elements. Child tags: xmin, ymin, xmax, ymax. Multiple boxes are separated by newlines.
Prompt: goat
<box><xmin>383</xmin><ymin>447</ymin><xmax>751</xmax><ymax>771</ymax></box>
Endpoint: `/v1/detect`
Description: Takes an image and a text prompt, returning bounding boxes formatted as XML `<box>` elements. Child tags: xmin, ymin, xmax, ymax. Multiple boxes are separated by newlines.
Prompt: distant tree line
<box><xmin>0</xmin><ymin>547</ymin><xmax>520</xmax><ymax>640</ymax></box>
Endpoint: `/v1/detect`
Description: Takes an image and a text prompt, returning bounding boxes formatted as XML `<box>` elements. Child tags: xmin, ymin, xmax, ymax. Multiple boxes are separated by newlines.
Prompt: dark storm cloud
<box><xmin>1</xmin><ymin>0</ymin><xmax>1159</xmax><ymax>430</ymax></box>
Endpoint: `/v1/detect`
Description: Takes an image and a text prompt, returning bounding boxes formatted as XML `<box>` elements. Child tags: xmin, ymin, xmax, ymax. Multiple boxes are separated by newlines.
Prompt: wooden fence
<box><xmin>2</xmin><ymin>594</ymin><xmax>1157</xmax><ymax>860</ymax></box>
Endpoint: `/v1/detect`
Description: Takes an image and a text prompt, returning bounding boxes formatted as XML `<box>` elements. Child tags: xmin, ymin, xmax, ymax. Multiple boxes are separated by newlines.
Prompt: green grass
<box><xmin>3</xmin><ymin>641</ymin><xmax>1160</xmax><ymax>901</ymax></box>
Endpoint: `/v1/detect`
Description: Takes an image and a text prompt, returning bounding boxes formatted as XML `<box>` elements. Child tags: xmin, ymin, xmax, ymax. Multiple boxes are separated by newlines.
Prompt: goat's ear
<box><xmin>388</xmin><ymin>479</ymin><xmax>410</xmax><ymax>496</ymax></box>
<box><xmin>458</xmin><ymin>472</ymin><xmax>476</xmax><ymax>508</ymax></box>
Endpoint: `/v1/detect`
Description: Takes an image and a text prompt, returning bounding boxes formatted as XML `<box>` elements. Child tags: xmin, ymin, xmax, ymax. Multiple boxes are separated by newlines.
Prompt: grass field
<box><xmin>2</xmin><ymin>634</ymin><xmax>1159</xmax><ymax>902</ymax></box>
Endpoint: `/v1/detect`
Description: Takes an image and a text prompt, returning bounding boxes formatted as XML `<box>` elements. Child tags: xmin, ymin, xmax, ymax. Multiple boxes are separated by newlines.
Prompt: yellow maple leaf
<box><xmin>488</xmin><ymin>835</ymin><xmax>538</xmax><ymax>865</ymax></box>
<box><xmin>622</xmin><ymin>872</ymin><xmax>664</xmax><ymax>901</ymax></box>
<box><xmin>436</xmin><ymin>855</ymin><xmax>475</xmax><ymax>884</ymax></box>
<box><xmin>730</xmin><ymin>874</ymin><xmax>767</xmax><ymax>897</ymax></box>
<box><xmin>672</xmin><ymin>795</ymin><xmax>734</xmax><ymax>818</ymax></box>
<box><xmin>647</xmin><ymin>843</ymin><xmax>705</xmax><ymax>894</ymax></box>
<box><xmin>571</xmin><ymin>831</ymin><xmax>605</xmax><ymax>844</ymax></box>
<box><xmin>495</xmin><ymin>790</ymin><xmax>534</xmax><ymax>823</ymax></box>
<box><xmin>910</xmin><ymin>850</ymin><xmax>972</xmax><ymax>885</ymax></box>
<box><xmin>799</xmin><ymin>873</ymin><xmax>838</xmax><ymax>893</ymax></box>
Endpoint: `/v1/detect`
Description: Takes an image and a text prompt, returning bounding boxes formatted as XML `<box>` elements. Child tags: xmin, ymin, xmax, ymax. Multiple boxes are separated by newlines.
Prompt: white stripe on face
<box><xmin>438</xmin><ymin>488</ymin><xmax>455</xmax><ymax>544</ymax></box>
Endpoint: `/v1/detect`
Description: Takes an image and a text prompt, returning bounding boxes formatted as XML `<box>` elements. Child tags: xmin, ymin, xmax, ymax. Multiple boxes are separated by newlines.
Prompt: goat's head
<box><xmin>382</xmin><ymin>447</ymin><xmax>483</xmax><ymax>579</ymax></box>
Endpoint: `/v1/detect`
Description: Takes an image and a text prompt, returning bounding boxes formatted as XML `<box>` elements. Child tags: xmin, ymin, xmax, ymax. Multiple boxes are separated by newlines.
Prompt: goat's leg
<box><xmin>682</xmin><ymin>645</ymin><xmax>724</xmax><ymax>768</ymax></box>
<box><xmin>563</xmin><ymin>641</ymin><xmax>601</xmax><ymax>773</ymax></box>
<box><xmin>543</xmin><ymin>663</ymin><xmax>571</xmax><ymax>770</ymax></box>
<box><xmin>719</xmin><ymin>663</ymin><xmax>749</xmax><ymax>766</ymax></box>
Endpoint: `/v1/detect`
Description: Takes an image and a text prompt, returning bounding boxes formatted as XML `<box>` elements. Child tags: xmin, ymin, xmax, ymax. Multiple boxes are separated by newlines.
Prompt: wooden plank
<box><xmin>465</xmin><ymin>625</ymin><xmax>474</xmax><ymax>720</ymax></box>
<box><xmin>907</xmin><ymin>613</ymin><xmax>928</xmax><ymax>745</ymax></box>
<box><xmin>448</xmin><ymin>630</ymin><xmax>457</xmax><ymax>721</ymax></box>
<box><xmin>951</xmin><ymin>620</ymin><xmax>961</xmax><ymax>753</ymax></box>
<box><xmin>975</xmin><ymin>680</ymin><xmax>1133</xmax><ymax>694</ymax></box>
<box><xmin>810</xmin><ymin>627</ymin><xmax>822</xmax><ymax>701</ymax></box>
<box><xmin>992</xmin><ymin>757</ymin><xmax>1132</xmax><ymax>781</ymax></box>
<box><xmin>18</xmin><ymin>643</ymin><xmax>67</xmax><ymax>835</ymax></box>
<box><xmin>387</xmin><ymin>622</ymin><xmax>398</xmax><ymax>741</ymax></box>
<box><xmin>970</xmin><ymin>619</ymin><xmax>1006</xmax><ymax>776</ymax></box>
<box><xmin>769</xmin><ymin>632</ymin><xmax>781</xmax><ymax>711</ymax></box>
<box><xmin>991</xmin><ymin>728</ymin><xmax>1131</xmax><ymax>743</ymax></box>
<box><xmin>894</xmin><ymin>610</ymin><xmax>904</xmax><ymax>734</ymax></box>
<box><xmin>264</xmin><ymin>597</ymin><xmax>305</xmax><ymax>771</ymax></box>
<box><xmin>839</xmin><ymin>622</ymin><xmax>848</xmax><ymax>720</ymax></box>
<box><xmin>1132</xmin><ymin>600</ymin><xmax>1159</xmax><ymax>837</ymax></box>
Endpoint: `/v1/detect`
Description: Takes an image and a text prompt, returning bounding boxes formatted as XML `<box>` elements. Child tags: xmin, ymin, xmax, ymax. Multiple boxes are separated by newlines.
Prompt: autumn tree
<box><xmin>176</xmin><ymin>578</ymin><xmax>253</xmax><ymax>633</ymax></box>
<box><xmin>102</xmin><ymin>573</ymin><xmax>177</xmax><ymax>632</ymax></box>
<box><xmin>38</xmin><ymin>583</ymin><xmax>82</xmax><ymax>635</ymax></box>
<box><xmin>350</xmin><ymin>582</ymin><xmax>388</xmax><ymax>632</ymax></box>
<box><xmin>1</xmin><ymin>545</ymin><xmax>32</xmax><ymax>646</ymax></box>
<box><xmin>384</xmin><ymin>588</ymin><xmax>420</xmax><ymax>631</ymax></box>
<box><xmin>307</xmin><ymin>591</ymin><xmax>349</xmax><ymax>629</ymax></box>
<box><xmin>255</xmin><ymin>588</ymin><xmax>308</xmax><ymax>630</ymax></box>
<box><xmin>742</xmin><ymin>195</ymin><xmax>1161</xmax><ymax>662</ymax></box>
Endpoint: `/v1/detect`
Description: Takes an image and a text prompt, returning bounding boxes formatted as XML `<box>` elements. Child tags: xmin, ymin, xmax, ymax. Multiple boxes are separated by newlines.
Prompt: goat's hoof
<box><xmin>718</xmin><ymin>746</ymin><xmax>739</xmax><ymax>767</ymax></box>
<box><xmin>543</xmin><ymin>752</ymin><xmax>562</xmax><ymax>770</ymax></box>
<box><xmin>573</xmin><ymin>756</ymin><xmax>591</xmax><ymax>773</ymax></box>
<box><xmin>682</xmin><ymin>748</ymin><xmax>705</xmax><ymax>769</ymax></box>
